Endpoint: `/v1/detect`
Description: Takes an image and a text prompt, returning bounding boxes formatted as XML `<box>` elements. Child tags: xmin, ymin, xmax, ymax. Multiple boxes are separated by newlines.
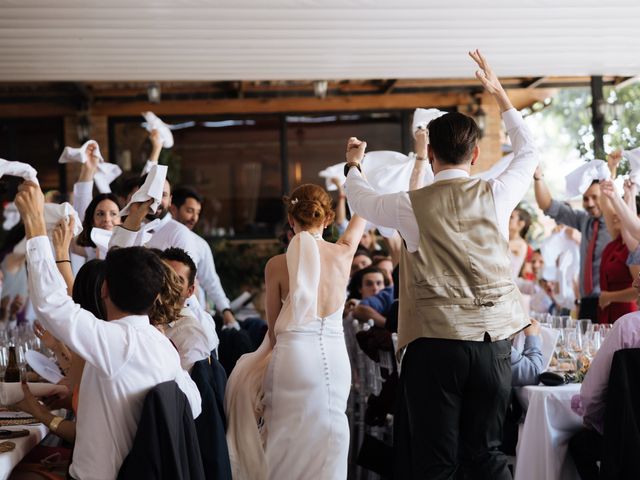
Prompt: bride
<box><xmin>225</xmin><ymin>179</ymin><xmax>366</xmax><ymax>479</ymax></box>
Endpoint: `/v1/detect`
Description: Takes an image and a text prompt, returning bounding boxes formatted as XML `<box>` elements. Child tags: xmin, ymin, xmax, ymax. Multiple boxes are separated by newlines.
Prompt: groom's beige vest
<box><xmin>397</xmin><ymin>177</ymin><xmax>527</xmax><ymax>352</ymax></box>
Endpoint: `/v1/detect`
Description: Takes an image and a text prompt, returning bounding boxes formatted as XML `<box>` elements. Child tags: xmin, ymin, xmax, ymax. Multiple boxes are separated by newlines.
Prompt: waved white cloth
<box><xmin>473</xmin><ymin>153</ymin><xmax>514</xmax><ymax>181</ymax></box>
<box><xmin>142</xmin><ymin>111</ymin><xmax>174</xmax><ymax>148</ymax></box>
<box><xmin>411</xmin><ymin>107</ymin><xmax>447</xmax><ymax>133</ymax></box>
<box><xmin>515</xmin><ymin>384</ymin><xmax>582</xmax><ymax>480</ymax></box>
<box><xmin>44</xmin><ymin>203</ymin><xmax>83</xmax><ymax>237</ymax></box>
<box><xmin>58</xmin><ymin>140</ymin><xmax>104</xmax><ymax>164</ymax></box>
<box><xmin>58</xmin><ymin>140</ymin><xmax>122</xmax><ymax>193</ymax></box>
<box><xmin>564</xmin><ymin>160</ymin><xmax>611</xmax><ymax>198</ymax></box>
<box><xmin>318</xmin><ymin>163</ymin><xmax>345</xmax><ymax>191</ymax></box>
<box><xmin>91</xmin><ymin>225</ymin><xmax>154</xmax><ymax>258</ymax></box>
<box><xmin>120</xmin><ymin>164</ymin><xmax>167</xmax><ymax>216</ymax></box>
<box><xmin>623</xmin><ymin>147</ymin><xmax>640</xmax><ymax>188</ymax></box>
<box><xmin>225</xmin><ymin>232</ymin><xmax>350</xmax><ymax>480</ymax></box>
<box><xmin>3</xmin><ymin>202</ymin><xmax>20</xmax><ymax>230</ymax></box>
<box><xmin>94</xmin><ymin>163</ymin><xmax>123</xmax><ymax>194</ymax></box>
<box><xmin>0</xmin><ymin>158</ymin><xmax>38</xmax><ymax>184</ymax></box>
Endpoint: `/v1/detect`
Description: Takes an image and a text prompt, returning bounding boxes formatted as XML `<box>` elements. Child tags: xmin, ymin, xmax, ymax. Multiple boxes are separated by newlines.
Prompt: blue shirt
<box><xmin>511</xmin><ymin>335</ymin><xmax>543</xmax><ymax>386</ymax></box>
<box><xmin>360</xmin><ymin>286</ymin><xmax>394</xmax><ymax>316</ymax></box>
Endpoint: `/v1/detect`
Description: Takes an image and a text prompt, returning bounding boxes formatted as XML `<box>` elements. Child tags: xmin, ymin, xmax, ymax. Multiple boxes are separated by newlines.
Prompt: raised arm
<box><xmin>409</xmin><ymin>129</ymin><xmax>429</xmax><ymax>191</ymax></box>
<box><xmin>141</xmin><ymin>129</ymin><xmax>163</xmax><ymax>175</ymax></box>
<box><xmin>51</xmin><ymin>217</ymin><xmax>76</xmax><ymax>296</ymax></box>
<box><xmin>600</xmin><ymin>180</ymin><xmax>640</xmax><ymax>240</ymax></box>
<box><xmin>533</xmin><ymin>165</ymin><xmax>553</xmax><ymax>212</ymax></box>
<box><xmin>331</xmin><ymin>177</ymin><xmax>348</xmax><ymax>228</ymax></box>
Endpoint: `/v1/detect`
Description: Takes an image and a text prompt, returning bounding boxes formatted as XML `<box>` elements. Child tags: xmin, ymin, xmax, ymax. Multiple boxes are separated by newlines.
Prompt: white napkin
<box><xmin>3</xmin><ymin>202</ymin><xmax>20</xmax><ymax>230</ymax></box>
<box><xmin>94</xmin><ymin>163</ymin><xmax>123</xmax><ymax>194</ymax></box>
<box><xmin>0</xmin><ymin>382</ymin><xmax>68</xmax><ymax>406</ymax></box>
<box><xmin>120</xmin><ymin>164</ymin><xmax>168</xmax><ymax>217</ymax></box>
<box><xmin>318</xmin><ymin>163</ymin><xmax>346</xmax><ymax>191</ymax></box>
<box><xmin>91</xmin><ymin>224</ymin><xmax>155</xmax><ymax>255</ymax></box>
<box><xmin>0</xmin><ymin>158</ymin><xmax>38</xmax><ymax>184</ymax></box>
<box><xmin>623</xmin><ymin>147</ymin><xmax>640</xmax><ymax>188</ymax></box>
<box><xmin>411</xmin><ymin>108</ymin><xmax>447</xmax><ymax>134</ymax></box>
<box><xmin>142</xmin><ymin>112</ymin><xmax>174</xmax><ymax>148</ymax></box>
<box><xmin>564</xmin><ymin>160</ymin><xmax>611</xmax><ymax>198</ymax></box>
<box><xmin>58</xmin><ymin>140</ymin><xmax>104</xmax><ymax>164</ymax></box>
<box><xmin>473</xmin><ymin>153</ymin><xmax>514</xmax><ymax>181</ymax></box>
<box><xmin>58</xmin><ymin>140</ymin><xmax>122</xmax><ymax>193</ymax></box>
<box><xmin>44</xmin><ymin>203</ymin><xmax>83</xmax><ymax>237</ymax></box>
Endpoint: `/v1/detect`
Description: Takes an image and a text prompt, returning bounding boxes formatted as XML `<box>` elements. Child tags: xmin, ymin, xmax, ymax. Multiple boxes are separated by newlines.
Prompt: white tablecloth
<box><xmin>515</xmin><ymin>384</ymin><xmax>583</xmax><ymax>480</ymax></box>
<box><xmin>0</xmin><ymin>423</ymin><xmax>48</xmax><ymax>480</ymax></box>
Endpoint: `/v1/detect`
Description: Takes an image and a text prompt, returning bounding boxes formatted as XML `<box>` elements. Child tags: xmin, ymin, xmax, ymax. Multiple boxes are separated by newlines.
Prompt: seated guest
<box><xmin>345</xmin><ymin>266</ymin><xmax>389</xmax><ymax>318</ymax></box>
<box><xmin>352</xmin><ymin>280</ymin><xmax>395</xmax><ymax>328</ymax></box>
<box><xmin>160</xmin><ymin>247</ymin><xmax>216</xmax><ymax>371</ymax></box>
<box><xmin>351</xmin><ymin>248</ymin><xmax>373</xmax><ymax>276</ymax></box>
<box><xmin>372</xmin><ymin>256</ymin><xmax>394</xmax><ymax>285</ymax></box>
<box><xmin>569</xmin><ymin>311</ymin><xmax>640</xmax><ymax>479</ymax></box>
<box><xmin>14</xmin><ymin>182</ymin><xmax>202</xmax><ymax>480</ymax></box>
<box><xmin>511</xmin><ymin>319</ymin><xmax>543</xmax><ymax>386</ymax></box>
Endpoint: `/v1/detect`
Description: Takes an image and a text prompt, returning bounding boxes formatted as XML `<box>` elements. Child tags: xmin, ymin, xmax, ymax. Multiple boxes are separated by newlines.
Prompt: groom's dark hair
<box><xmin>428</xmin><ymin>112</ymin><xmax>481</xmax><ymax>165</ymax></box>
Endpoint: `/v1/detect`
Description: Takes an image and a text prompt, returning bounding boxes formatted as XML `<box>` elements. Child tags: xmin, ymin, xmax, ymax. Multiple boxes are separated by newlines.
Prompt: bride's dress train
<box><xmin>225</xmin><ymin>232</ymin><xmax>351</xmax><ymax>480</ymax></box>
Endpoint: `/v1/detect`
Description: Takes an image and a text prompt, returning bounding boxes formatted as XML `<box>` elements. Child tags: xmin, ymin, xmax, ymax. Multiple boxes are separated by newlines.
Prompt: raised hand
<box><xmin>52</xmin><ymin>216</ymin><xmax>75</xmax><ymax>260</ymax></box>
<box><xmin>149</xmin><ymin>129</ymin><xmax>163</xmax><ymax>163</ymax></box>
<box><xmin>346</xmin><ymin>137</ymin><xmax>367</xmax><ymax>164</ymax></box>
<box><xmin>607</xmin><ymin>149</ymin><xmax>623</xmax><ymax>176</ymax></box>
<box><xmin>122</xmin><ymin>198</ymin><xmax>154</xmax><ymax>231</ymax></box>
<box><xmin>600</xmin><ymin>179</ymin><xmax>617</xmax><ymax>199</ymax></box>
<box><xmin>468</xmin><ymin>49</ymin><xmax>512</xmax><ymax>112</ymax></box>
<box><xmin>414</xmin><ymin>129</ymin><xmax>428</xmax><ymax>160</ymax></box>
<box><xmin>15</xmin><ymin>181</ymin><xmax>46</xmax><ymax>238</ymax></box>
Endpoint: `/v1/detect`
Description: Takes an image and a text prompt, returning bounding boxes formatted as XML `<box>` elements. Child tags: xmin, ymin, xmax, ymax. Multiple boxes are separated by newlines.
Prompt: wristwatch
<box><xmin>344</xmin><ymin>162</ymin><xmax>362</xmax><ymax>177</ymax></box>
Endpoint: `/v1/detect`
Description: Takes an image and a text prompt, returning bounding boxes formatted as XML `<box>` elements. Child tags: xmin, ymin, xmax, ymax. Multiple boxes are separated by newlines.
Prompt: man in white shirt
<box><xmin>160</xmin><ymin>247</ymin><xmax>218</xmax><ymax>370</ymax></box>
<box><xmin>169</xmin><ymin>186</ymin><xmax>236</xmax><ymax>326</ymax></box>
<box><xmin>15</xmin><ymin>184</ymin><xmax>202</xmax><ymax>480</ymax></box>
<box><xmin>344</xmin><ymin>51</ymin><xmax>536</xmax><ymax>479</ymax></box>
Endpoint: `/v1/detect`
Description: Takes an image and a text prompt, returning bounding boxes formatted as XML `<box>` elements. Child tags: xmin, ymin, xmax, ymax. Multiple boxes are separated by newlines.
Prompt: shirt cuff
<box><xmin>501</xmin><ymin>108</ymin><xmax>522</xmax><ymax>131</ymax></box>
<box><xmin>544</xmin><ymin>199</ymin><xmax>562</xmax><ymax>217</ymax></box>
<box><xmin>26</xmin><ymin>236</ymin><xmax>54</xmax><ymax>262</ymax></box>
<box><xmin>73</xmin><ymin>181</ymin><xmax>94</xmax><ymax>196</ymax></box>
<box><xmin>523</xmin><ymin>334</ymin><xmax>542</xmax><ymax>351</ymax></box>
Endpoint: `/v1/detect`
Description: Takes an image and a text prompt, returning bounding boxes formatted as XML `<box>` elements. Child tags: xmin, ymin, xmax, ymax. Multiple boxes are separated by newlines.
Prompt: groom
<box><xmin>344</xmin><ymin>50</ymin><xmax>536</xmax><ymax>479</ymax></box>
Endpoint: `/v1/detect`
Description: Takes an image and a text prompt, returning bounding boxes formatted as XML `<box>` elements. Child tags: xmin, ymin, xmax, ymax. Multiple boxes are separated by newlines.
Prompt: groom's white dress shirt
<box><xmin>345</xmin><ymin>108</ymin><xmax>537</xmax><ymax>252</ymax></box>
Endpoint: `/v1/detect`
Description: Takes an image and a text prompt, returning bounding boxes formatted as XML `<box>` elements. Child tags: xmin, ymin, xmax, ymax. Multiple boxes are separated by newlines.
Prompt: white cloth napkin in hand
<box><xmin>564</xmin><ymin>160</ymin><xmax>611</xmax><ymax>198</ymax></box>
<box><xmin>58</xmin><ymin>140</ymin><xmax>122</xmax><ymax>193</ymax></box>
<box><xmin>142</xmin><ymin>112</ymin><xmax>174</xmax><ymax>148</ymax></box>
<box><xmin>318</xmin><ymin>163</ymin><xmax>346</xmax><ymax>191</ymax></box>
<box><xmin>58</xmin><ymin>140</ymin><xmax>104</xmax><ymax>164</ymax></box>
<box><xmin>91</xmin><ymin>224</ymin><xmax>154</xmax><ymax>256</ymax></box>
<box><xmin>623</xmin><ymin>147</ymin><xmax>640</xmax><ymax>188</ymax></box>
<box><xmin>411</xmin><ymin>108</ymin><xmax>447</xmax><ymax>134</ymax></box>
<box><xmin>0</xmin><ymin>159</ymin><xmax>38</xmax><ymax>184</ymax></box>
<box><xmin>3</xmin><ymin>202</ymin><xmax>20</xmax><ymax>231</ymax></box>
<box><xmin>120</xmin><ymin>164</ymin><xmax>168</xmax><ymax>217</ymax></box>
<box><xmin>94</xmin><ymin>163</ymin><xmax>123</xmax><ymax>194</ymax></box>
<box><xmin>44</xmin><ymin>203</ymin><xmax>83</xmax><ymax>237</ymax></box>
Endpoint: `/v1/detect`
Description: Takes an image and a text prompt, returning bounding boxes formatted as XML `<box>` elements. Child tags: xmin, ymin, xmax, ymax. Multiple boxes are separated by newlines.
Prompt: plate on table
<box><xmin>0</xmin><ymin>382</ymin><xmax>68</xmax><ymax>406</ymax></box>
<box><xmin>25</xmin><ymin>351</ymin><xmax>64</xmax><ymax>384</ymax></box>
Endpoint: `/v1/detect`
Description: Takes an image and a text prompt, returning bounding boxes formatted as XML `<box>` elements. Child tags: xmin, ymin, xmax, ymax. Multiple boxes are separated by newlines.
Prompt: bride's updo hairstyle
<box><xmin>284</xmin><ymin>184</ymin><xmax>335</xmax><ymax>228</ymax></box>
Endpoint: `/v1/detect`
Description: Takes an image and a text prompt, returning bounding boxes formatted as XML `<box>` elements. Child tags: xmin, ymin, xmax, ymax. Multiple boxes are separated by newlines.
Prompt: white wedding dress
<box><xmin>225</xmin><ymin>232</ymin><xmax>351</xmax><ymax>480</ymax></box>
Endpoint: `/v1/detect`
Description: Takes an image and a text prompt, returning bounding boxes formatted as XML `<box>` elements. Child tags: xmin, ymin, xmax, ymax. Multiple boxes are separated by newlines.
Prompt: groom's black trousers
<box><xmin>394</xmin><ymin>336</ymin><xmax>512</xmax><ymax>480</ymax></box>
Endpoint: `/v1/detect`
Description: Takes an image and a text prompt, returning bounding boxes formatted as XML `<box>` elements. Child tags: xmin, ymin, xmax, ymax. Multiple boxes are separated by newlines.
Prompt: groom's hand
<box><xmin>469</xmin><ymin>49</ymin><xmax>513</xmax><ymax>112</ymax></box>
<box><xmin>346</xmin><ymin>137</ymin><xmax>367</xmax><ymax>164</ymax></box>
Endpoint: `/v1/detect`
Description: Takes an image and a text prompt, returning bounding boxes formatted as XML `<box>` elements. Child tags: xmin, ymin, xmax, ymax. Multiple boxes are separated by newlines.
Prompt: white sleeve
<box><xmin>174</xmin><ymin>368</ymin><xmax>202</xmax><ymax>419</ymax></box>
<box><xmin>108</xmin><ymin>225</ymin><xmax>145</xmax><ymax>249</ymax></box>
<box><xmin>26</xmin><ymin>236</ymin><xmax>132</xmax><ymax>376</ymax></box>
<box><xmin>186</xmin><ymin>295</ymin><xmax>219</xmax><ymax>351</ymax></box>
<box><xmin>489</xmin><ymin>108</ymin><xmax>538</xmax><ymax>222</ymax></box>
<box><xmin>73</xmin><ymin>181</ymin><xmax>94</xmax><ymax>222</ymax></box>
<box><xmin>196</xmin><ymin>238</ymin><xmax>231</xmax><ymax>311</ymax></box>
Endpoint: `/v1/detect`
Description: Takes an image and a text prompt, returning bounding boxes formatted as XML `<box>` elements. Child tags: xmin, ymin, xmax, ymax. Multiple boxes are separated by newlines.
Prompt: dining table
<box><xmin>0</xmin><ymin>421</ymin><xmax>48</xmax><ymax>480</ymax></box>
<box><xmin>514</xmin><ymin>383</ymin><xmax>584</xmax><ymax>480</ymax></box>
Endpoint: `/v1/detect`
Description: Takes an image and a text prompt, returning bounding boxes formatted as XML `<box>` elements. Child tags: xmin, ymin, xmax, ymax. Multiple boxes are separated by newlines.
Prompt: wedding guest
<box><xmin>15</xmin><ymin>181</ymin><xmax>201</xmax><ymax>480</ymax></box>
<box><xmin>509</xmin><ymin>207</ymin><xmax>531</xmax><ymax>278</ymax></box>
<box><xmin>511</xmin><ymin>319</ymin><xmax>543</xmax><ymax>386</ymax></box>
<box><xmin>351</xmin><ymin>249</ymin><xmax>373</xmax><ymax>276</ymax></box>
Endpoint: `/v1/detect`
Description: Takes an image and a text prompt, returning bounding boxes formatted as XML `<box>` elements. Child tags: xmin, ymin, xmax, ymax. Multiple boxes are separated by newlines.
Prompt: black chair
<box><xmin>117</xmin><ymin>381</ymin><xmax>205</xmax><ymax>480</ymax></box>
<box><xmin>190</xmin><ymin>355</ymin><xmax>232</xmax><ymax>480</ymax></box>
<box><xmin>600</xmin><ymin>348</ymin><xmax>640</xmax><ymax>479</ymax></box>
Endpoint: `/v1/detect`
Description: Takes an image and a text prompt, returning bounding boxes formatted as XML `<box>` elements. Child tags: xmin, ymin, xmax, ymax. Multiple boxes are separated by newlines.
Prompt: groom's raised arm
<box><xmin>343</xmin><ymin>137</ymin><xmax>406</xmax><ymax>232</ymax></box>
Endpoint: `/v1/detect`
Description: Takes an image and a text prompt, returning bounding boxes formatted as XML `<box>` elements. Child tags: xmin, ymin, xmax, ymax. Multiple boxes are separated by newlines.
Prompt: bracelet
<box><xmin>48</xmin><ymin>416</ymin><xmax>64</xmax><ymax>432</ymax></box>
<box><xmin>55</xmin><ymin>260</ymin><xmax>71</xmax><ymax>264</ymax></box>
<box><xmin>338</xmin><ymin>194</ymin><xmax>346</xmax><ymax>199</ymax></box>
<box><xmin>534</xmin><ymin>176</ymin><xmax>543</xmax><ymax>181</ymax></box>
<box><xmin>416</xmin><ymin>156</ymin><xmax>427</xmax><ymax>161</ymax></box>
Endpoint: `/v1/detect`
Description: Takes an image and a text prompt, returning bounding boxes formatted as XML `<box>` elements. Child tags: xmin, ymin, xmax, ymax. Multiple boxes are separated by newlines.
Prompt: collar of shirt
<box><xmin>433</xmin><ymin>168</ymin><xmax>470</xmax><ymax>182</ymax></box>
<box><xmin>110</xmin><ymin>315</ymin><xmax>151</xmax><ymax>328</ymax></box>
<box><xmin>143</xmin><ymin>211</ymin><xmax>173</xmax><ymax>233</ymax></box>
